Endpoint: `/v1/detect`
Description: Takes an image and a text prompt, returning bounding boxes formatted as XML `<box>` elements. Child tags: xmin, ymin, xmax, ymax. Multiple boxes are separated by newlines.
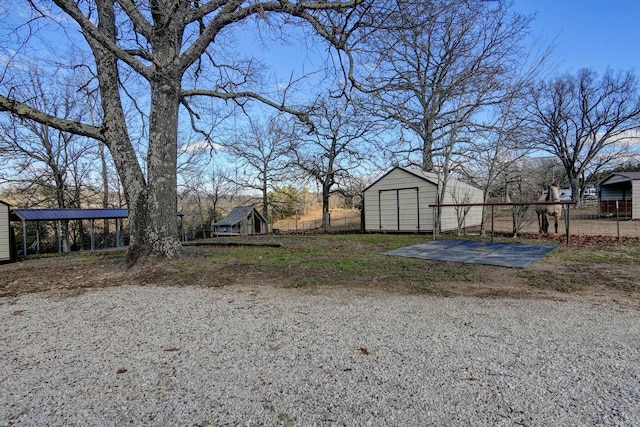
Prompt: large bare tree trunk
<box><xmin>421</xmin><ymin>118</ymin><xmax>435</xmax><ymax>172</ymax></box>
<box><xmin>321</xmin><ymin>179</ymin><xmax>332</xmax><ymax>231</ymax></box>
<box><xmin>137</xmin><ymin>76</ymin><xmax>182</xmax><ymax>258</ymax></box>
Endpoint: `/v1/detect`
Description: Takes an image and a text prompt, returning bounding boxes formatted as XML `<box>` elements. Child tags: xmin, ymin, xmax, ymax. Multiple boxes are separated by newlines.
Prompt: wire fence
<box><xmin>196</xmin><ymin>201</ymin><xmax>640</xmax><ymax>243</ymax></box>
<box><xmin>434</xmin><ymin>200</ymin><xmax>640</xmax><ymax>242</ymax></box>
<box><xmin>273</xmin><ymin>214</ymin><xmax>362</xmax><ymax>234</ymax></box>
<box><xmin>273</xmin><ymin>201</ymin><xmax>640</xmax><ymax>242</ymax></box>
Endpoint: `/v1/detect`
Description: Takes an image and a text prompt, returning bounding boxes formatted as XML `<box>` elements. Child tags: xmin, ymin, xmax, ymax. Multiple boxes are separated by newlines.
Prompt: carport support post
<box><xmin>35</xmin><ymin>222</ymin><xmax>40</xmax><ymax>253</ymax></box>
<box><xmin>116</xmin><ymin>218</ymin><xmax>121</xmax><ymax>248</ymax></box>
<box><xmin>57</xmin><ymin>220</ymin><xmax>62</xmax><ymax>254</ymax></box>
<box><xmin>22</xmin><ymin>219</ymin><xmax>27</xmax><ymax>256</ymax></box>
<box><xmin>90</xmin><ymin>219</ymin><xmax>95</xmax><ymax>251</ymax></box>
<box><xmin>616</xmin><ymin>201</ymin><xmax>620</xmax><ymax>240</ymax></box>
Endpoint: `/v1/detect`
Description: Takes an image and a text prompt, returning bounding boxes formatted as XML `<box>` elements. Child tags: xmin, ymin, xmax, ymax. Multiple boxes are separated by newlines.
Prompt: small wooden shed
<box><xmin>0</xmin><ymin>200</ymin><xmax>13</xmax><ymax>262</ymax></box>
<box><xmin>212</xmin><ymin>205</ymin><xmax>267</xmax><ymax>235</ymax></box>
<box><xmin>363</xmin><ymin>166</ymin><xmax>484</xmax><ymax>233</ymax></box>
<box><xmin>598</xmin><ymin>171</ymin><xmax>640</xmax><ymax>219</ymax></box>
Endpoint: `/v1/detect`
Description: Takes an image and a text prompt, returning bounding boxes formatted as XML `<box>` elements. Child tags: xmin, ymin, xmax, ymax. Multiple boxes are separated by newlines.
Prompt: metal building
<box><xmin>363</xmin><ymin>166</ymin><xmax>484</xmax><ymax>233</ymax></box>
<box><xmin>11</xmin><ymin>208</ymin><xmax>185</xmax><ymax>255</ymax></box>
<box><xmin>0</xmin><ymin>200</ymin><xmax>13</xmax><ymax>262</ymax></box>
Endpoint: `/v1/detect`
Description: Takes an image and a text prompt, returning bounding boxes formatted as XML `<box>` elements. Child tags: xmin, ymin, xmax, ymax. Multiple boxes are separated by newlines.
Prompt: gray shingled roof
<box><xmin>213</xmin><ymin>206</ymin><xmax>264</xmax><ymax>226</ymax></box>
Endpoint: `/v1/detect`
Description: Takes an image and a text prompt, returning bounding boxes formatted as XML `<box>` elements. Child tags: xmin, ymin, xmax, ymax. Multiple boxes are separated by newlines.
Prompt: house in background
<box><xmin>212</xmin><ymin>205</ymin><xmax>268</xmax><ymax>235</ymax></box>
<box><xmin>598</xmin><ymin>171</ymin><xmax>640</xmax><ymax>219</ymax></box>
<box><xmin>363</xmin><ymin>166</ymin><xmax>484</xmax><ymax>233</ymax></box>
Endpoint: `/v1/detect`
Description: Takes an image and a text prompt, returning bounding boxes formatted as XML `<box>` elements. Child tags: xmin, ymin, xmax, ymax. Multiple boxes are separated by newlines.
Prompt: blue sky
<box><xmin>512</xmin><ymin>0</ymin><xmax>640</xmax><ymax>74</ymax></box>
<box><xmin>239</xmin><ymin>0</ymin><xmax>640</xmax><ymax>94</ymax></box>
<box><xmin>4</xmin><ymin>2</ymin><xmax>637</xmax><ymax>85</ymax></box>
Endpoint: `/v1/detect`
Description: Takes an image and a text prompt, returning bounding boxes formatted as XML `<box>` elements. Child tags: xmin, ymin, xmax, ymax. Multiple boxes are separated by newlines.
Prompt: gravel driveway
<box><xmin>1</xmin><ymin>285</ymin><xmax>639</xmax><ymax>426</ymax></box>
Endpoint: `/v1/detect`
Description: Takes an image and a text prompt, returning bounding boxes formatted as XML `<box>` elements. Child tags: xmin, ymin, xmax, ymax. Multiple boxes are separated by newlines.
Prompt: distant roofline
<box><xmin>598</xmin><ymin>171</ymin><xmax>640</xmax><ymax>186</ymax></box>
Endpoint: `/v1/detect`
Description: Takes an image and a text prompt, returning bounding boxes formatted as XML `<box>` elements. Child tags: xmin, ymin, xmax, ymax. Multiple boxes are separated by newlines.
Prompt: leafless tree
<box><xmin>0</xmin><ymin>0</ymin><xmax>367</xmax><ymax>262</ymax></box>
<box><xmin>460</xmin><ymin>97</ymin><xmax>535</xmax><ymax>235</ymax></box>
<box><xmin>528</xmin><ymin>68</ymin><xmax>640</xmax><ymax>202</ymax></box>
<box><xmin>0</xmin><ymin>69</ymin><xmax>98</xmax><ymax>251</ymax></box>
<box><xmin>290</xmin><ymin>96</ymin><xmax>377</xmax><ymax>231</ymax></box>
<box><xmin>350</xmin><ymin>0</ymin><xmax>533</xmax><ymax>172</ymax></box>
<box><xmin>336</xmin><ymin>175</ymin><xmax>367</xmax><ymax>210</ymax></box>
<box><xmin>225</xmin><ymin>116</ymin><xmax>292</xmax><ymax>225</ymax></box>
<box><xmin>178</xmin><ymin>165</ymin><xmax>210</xmax><ymax>240</ymax></box>
<box><xmin>206</xmin><ymin>163</ymin><xmax>236</xmax><ymax>226</ymax></box>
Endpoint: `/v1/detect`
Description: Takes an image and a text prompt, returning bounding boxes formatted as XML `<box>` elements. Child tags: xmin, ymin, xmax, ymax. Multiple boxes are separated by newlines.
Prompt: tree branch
<box><xmin>52</xmin><ymin>0</ymin><xmax>152</xmax><ymax>79</ymax></box>
<box><xmin>182</xmin><ymin>88</ymin><xmax>313</xmax><ymax>130</ymax></box>
<box><xmin>0</xmin><ymin>95</ymin><xmax>104</xmax><ymax>141</ymax></box>
<box><xmin>116</xmin><ymin>0</ymin><xmax>153</xmax><ymax>39</ymax></box>
<box><xmin>179</xmin><ymin>0</ymin><xmax>362</xmax><ymax>73</ymax></box>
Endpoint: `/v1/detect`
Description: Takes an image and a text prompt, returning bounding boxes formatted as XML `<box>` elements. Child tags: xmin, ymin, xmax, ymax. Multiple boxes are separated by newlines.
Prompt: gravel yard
<box><xmin>1</xmin><ymin>285</ymin><xmax>639</xmax><ymax>426</ymax></box>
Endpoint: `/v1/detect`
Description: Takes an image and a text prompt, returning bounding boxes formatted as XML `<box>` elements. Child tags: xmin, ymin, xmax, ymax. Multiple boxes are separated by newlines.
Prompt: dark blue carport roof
<box><xmin>11</xmin><ymin>208</ymin><xmax>184</xmax><ymax>221</ymax></box>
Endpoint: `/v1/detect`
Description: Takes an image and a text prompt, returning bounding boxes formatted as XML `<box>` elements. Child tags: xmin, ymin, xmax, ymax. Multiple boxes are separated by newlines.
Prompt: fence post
<box><xmin>432</xmin><ymin>205</ymin><xmax>436</xmax><ymax>240</ymax></box>
<box><xmin>22</xmin><ymin>219</ymin><xmax>27</xmax><ymax>256</ymax></box>
<box><xmin>616</xmin><ymin>200</ymin><xmax>620</xmax><ymax>240</ymax></box>
<box><xmin>491</xmin><ymin>204</ymin><xmax>494</xmax><ymax>242</ymax></box>
<box><xmin>564</xmin><ymin>204</ymin><xmax>570</xmax><ymax>245</ymax></box>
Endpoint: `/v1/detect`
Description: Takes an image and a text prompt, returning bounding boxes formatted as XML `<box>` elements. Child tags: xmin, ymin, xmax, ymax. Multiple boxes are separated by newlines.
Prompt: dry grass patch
<box><xmin>1</xmin><ymin>234</ymin><xmax>638</xmax><ymax>305</ymax></box>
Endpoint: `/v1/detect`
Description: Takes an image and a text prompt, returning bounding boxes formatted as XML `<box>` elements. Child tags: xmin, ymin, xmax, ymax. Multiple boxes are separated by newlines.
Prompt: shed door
<box><xmin>379</xmin><ymin>188</ymin><xmax>420</xmax><ymax>231</ymax></box>
<box><xmin>398</xmin><ymin>188</ymin><xmax>419</xmax><ymax>231</ymax></box>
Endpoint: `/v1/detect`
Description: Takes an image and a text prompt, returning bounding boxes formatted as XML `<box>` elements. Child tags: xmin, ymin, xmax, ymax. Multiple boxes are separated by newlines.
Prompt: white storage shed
<box><xmin>0</xmin><ymin>200</ymin><xmax>12</xmax><ymax>262</ymax></box>
<box><xmin>363</xmin><ymin>166</ymin><xmax>484</xmax><ymax>233</ymax></box>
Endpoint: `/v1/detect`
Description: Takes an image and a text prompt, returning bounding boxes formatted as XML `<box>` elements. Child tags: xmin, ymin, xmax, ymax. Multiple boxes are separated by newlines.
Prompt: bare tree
<box><xmin>0</xmin><ymin>70</ymin><xmax>97</xmax><ymax>251</ymax></box>
<box><xmin>206</xmin><ymin>163</ymin><xmax>236</xmax><ymax>227</ymax></box>
<box><xmin>0</xmin><ymin>0</ymin><xmax>367</xmax><ymax>263</ymax></box>
<box><xmin>351</xmin><ymin>0</ymin><xmax>533</xmax><ymax>172</ymax></box>
<box><xmin>336</xmin><ymin>175</ymin><xmax>367</xmax><ymax>210</ymax></box>
<box><xmin>178</xmin><ymin>169</ymin><xmax>210</xmax><ymax>240</ymax></box>
<box><xmin>528</xmin><ymin>68</ymin><xmax>640</xmax><ymax>202</ymax></box>
<box><xmin>290</xmin><ymin>96</ymin><xmax>376</xmax><ymax>231</ymax></box>
<box><xmin>460</xmin><ymin>97</ymin><xmax>535</xmax><ymax>235</ymax></box>
<box><xmin>226</xmin><ymin>116</ymin><xmax>292</xmax><ymax>225</ymax></box>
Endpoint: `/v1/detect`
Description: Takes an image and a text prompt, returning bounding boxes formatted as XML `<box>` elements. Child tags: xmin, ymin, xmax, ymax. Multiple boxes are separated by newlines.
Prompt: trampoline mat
<box><xmin>383</xmin><ymin>239</ymin><xmax>558</xmax><ymax>268</ymax></box>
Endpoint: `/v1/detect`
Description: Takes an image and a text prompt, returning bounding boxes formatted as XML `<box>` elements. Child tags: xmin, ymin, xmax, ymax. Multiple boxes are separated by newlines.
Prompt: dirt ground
<box><xmin>447</xmin><ymin>255</ymin><xmax>640</xmax><ymax>305</ymax></box>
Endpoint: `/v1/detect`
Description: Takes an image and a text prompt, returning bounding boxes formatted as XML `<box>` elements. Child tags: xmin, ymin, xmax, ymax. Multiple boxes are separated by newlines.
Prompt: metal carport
<box><xmin>11</xmin><ymin>208</ymin><xmax>129</xmax><ymax>255</ymax></box>
<box><xmin>11</xmin><ymin>209</ymin><xmax>186</xmax><ymax>255</ymax></box>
